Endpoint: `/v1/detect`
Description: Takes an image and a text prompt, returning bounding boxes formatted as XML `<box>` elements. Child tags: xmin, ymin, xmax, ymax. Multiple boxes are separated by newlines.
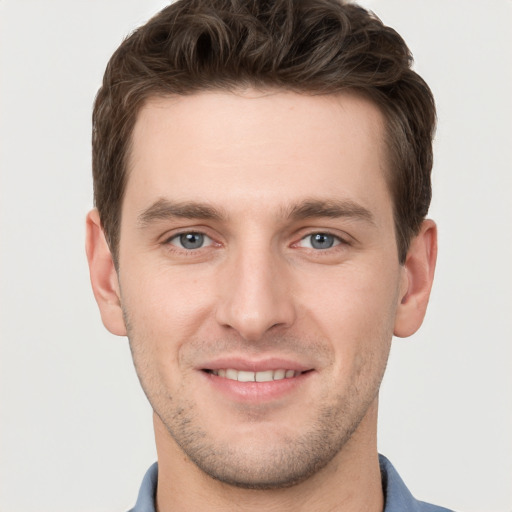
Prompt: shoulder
<box><xmin>379</xmin><ymin>454</ymin><xmax>455</xmax><ymax>512</ymax></box>
<box><xmin>416</xmin><ymin>502</ymin><xmax>455</xmax><ymax>512</ymax></box>
<box><xmin>127</xmin><ymin>462</ymin><xmax>158</xmax><ymax>512</ymax></box>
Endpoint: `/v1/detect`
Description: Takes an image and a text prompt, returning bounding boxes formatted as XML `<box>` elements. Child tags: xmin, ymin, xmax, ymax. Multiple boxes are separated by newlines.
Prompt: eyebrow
<box><xmin>284</xmin><ymin>198</ymin><xmax>375</xmax><ymax>224</ymax></box>
<box><xmin>137</xmin><ymin>198</ymin><xmax>226</xmax><ymax>227</ymax></box>
<box><xmin>137</xmin><ymin>197</ymin><xmax>375</xmax><ymax>228</ymax></box>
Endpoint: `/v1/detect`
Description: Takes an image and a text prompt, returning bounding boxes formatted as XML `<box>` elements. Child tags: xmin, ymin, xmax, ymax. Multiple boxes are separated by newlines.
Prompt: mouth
<box><xmin>200</xmin><ymin>362</ymin><xmax>315</xmax><ymax>402</ymax></box>
<box><xmin>204</xmin><ymin>368</ymin><xmax>306</xmax><ymax>382</ymax></box>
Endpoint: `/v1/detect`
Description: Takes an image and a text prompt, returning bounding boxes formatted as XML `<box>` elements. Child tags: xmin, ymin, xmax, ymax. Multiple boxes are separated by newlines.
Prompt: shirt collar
<box><xmin>128</xmin><ymin>461</ymin><xmax>157</xmax><ymax>512</ymax></box>
<box><xmin>128</xmin><ymin>455</ymin><xmax>451</xmax><ymax>512</ymax></box>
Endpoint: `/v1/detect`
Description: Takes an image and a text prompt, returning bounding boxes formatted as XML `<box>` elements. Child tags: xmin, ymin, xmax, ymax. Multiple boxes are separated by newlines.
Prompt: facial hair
<box><xmin>126</xmin><ymin>321</ymin><xmax>391</xmax><ymax>490</ymax></box>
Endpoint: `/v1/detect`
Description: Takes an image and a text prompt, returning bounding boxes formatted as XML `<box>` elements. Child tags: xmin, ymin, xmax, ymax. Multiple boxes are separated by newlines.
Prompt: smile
<box><xmin>208</xmin><ymin>369</ymin><xmax>302</xmax><ymax>382</ymax></box>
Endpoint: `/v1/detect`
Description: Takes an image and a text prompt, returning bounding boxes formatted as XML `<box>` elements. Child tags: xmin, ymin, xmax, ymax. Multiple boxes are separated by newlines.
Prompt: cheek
<box><xmin>122</xmin><ymin>261</ymin><xmax>215</xmax><ymax>328</ymax></box>
<box><xmin>119</xmin><ymin>265</ymin><xmax>218</xmax><ymax>383</ymax></box>
<box><xmin>303</xmin><ymin>259</ymin><xmax>399</xmax><ymax>311</ymax></box>
<box><xmin>296</xmin><ymin>262</ymin><xmax>400</xmax><ymax>355</ymax></box>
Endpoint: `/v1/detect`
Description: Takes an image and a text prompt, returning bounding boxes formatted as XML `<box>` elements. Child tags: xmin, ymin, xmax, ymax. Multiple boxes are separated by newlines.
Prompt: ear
<box><xmin>85</xmin><ymin>209</ymin><xmax>127</xmax><ymax>336</ymax></box>
<box><xmin>394</xmin><ymin>219</ymin><xmax>437</xmax><ymax>338</ymax></box>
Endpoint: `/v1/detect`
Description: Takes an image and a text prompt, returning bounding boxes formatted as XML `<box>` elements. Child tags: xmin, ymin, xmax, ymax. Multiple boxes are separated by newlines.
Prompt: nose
<box><xmin>215</xmin><ymin>244</ymin><xmax>296</xmax><ymax>342</ymax></box>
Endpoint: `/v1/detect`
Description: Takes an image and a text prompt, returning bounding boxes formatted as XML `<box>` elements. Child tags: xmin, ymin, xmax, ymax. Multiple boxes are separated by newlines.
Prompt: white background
<box><xmin>0</xmin><ymin>1</ymin><xmax>510</xmax><ymax>511</ymax></box>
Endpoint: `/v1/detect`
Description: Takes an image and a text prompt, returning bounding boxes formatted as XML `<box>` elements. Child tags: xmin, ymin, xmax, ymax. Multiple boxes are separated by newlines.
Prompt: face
<box><xmin>116</xmin><ymin>90</ymin><xmax>407</xmax><ymax>488</ymax></box>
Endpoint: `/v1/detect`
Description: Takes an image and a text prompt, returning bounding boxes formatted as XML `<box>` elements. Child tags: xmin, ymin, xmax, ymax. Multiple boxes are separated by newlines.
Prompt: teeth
<box><xmin>225</xmin><ymin>369</ymin><xmax>237</xmax><ymax>380</ymax></box>
<box><xmin>211</xmin><ymin>369</ymin><xmax>300</xmax><ymax>382</ymax></box>
<box><xmin>255</xmin><ymin>370</ymin><xmax>273</xmax><ymax>382</ymax></box>
<box><xmin>237</xmin><ymin>370</ymin><xmax>255</xmax><ymax>382</ymax></box>
<box><xmin>273</xmin><ymin>369</ymin><xmax>285</xmax><ymax>380</ymax></box>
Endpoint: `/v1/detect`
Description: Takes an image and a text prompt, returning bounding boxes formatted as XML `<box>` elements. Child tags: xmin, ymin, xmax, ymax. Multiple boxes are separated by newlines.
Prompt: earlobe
<box><xmin>394</xmin><ymin>220</ymin><xmax>437</xmax><ymax>338</ymax></box>
<box><xmin>85</xmin><ymin>209</ymin><xmax>127</xmax><ymax>336</ymax></box>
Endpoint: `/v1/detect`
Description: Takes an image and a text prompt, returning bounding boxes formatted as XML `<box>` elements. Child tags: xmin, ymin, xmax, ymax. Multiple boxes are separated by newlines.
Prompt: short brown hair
<box><xmin>92</xmin><ymin>0</ymin><xmax>436</xmax><ymax>264</ymax></box>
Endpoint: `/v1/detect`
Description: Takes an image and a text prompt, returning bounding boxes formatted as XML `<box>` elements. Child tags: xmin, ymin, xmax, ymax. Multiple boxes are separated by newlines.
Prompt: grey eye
<box><xmin>310</xmin><ymin>233</ymin><xmax>335</xmax><ymax>249</ymax></box>
<box><xmin>181</xmin><ymin>233</ymin><xmax>204</xmax><ymax>249</ymax></box>
<box><xmin>299</xmin><ymin>233</ymin><xmax>340</xmax><ymax>250</ymax></box>
<box><xmin>170</xmin><ymin>232</ymin><xmax>211</xmax><ymax>249</ymax></box>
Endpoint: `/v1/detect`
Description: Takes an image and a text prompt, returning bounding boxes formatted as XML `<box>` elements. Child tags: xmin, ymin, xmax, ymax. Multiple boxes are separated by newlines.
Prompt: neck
<box><xmin>153</xmin><ymin>400</ymin><xmax>384</xmax><ymax>512</ymax></box>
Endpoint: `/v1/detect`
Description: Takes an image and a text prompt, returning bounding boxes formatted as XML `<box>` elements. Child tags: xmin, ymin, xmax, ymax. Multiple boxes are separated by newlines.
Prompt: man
<box><xmin>85</xmin><ymin>0</ymin><xmax>451</xmax><ymax>510</ymax></box>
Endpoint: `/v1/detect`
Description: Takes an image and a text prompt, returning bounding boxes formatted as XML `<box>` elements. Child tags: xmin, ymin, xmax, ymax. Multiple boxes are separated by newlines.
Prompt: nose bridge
<box><xmin>215</xmin><ymin>237</ymin><xmax>295</xmax><ymax>340</ymax></box>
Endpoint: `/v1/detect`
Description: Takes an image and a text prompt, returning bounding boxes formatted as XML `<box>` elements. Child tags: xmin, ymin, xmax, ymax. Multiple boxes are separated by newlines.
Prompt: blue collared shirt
<box><xmin>128</xmin><ymin>454</ymin><xmax>454</xmax><ymax>511</ymax></box>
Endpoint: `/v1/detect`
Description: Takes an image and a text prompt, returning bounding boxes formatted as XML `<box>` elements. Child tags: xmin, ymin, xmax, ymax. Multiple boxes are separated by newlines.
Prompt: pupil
<box><xmin>311</xmin><ymin>233</ymin><xmax>333</xmax><ymax>249</ymax></box>
<box><xmin>180</xmin><ymin>233</ymin><xmax>203</xmax><ymax>249</ymax></box>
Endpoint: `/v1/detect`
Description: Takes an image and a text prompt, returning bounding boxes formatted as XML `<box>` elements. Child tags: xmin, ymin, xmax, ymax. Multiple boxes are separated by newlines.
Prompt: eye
<box><xmin>168</xmin><ymin>232</ymin><xmax>213</xmax><ymax>250</ymax></box>
<box><xmin>298</xmin><ymin>233</ymin><xmax>341</xmax><ymax>250</ymax></box>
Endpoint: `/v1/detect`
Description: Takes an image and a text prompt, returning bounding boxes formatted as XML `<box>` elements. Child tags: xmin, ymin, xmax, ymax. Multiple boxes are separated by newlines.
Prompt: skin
<box><xmin>86</xmin><ymin>90</ymin><xmax>437</xmax><ymax>511</ymax></box>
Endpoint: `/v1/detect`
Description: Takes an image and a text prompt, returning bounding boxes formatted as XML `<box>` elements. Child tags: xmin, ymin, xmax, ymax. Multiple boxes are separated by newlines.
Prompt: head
<box><xmin>92</xmin><ymin>0</ymin><xmax>436</xmax><ymax>267</ymax></box>
<box><xmin>87</xmin><ymin>0</ymin><xmax>437</xmax><ymax>496</ymax></box>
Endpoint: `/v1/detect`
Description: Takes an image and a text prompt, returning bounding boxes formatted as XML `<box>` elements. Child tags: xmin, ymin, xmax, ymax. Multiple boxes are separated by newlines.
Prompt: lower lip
<box><xmin>201</xmin><ymin>371</ymin><xmax>313</xmax><ymax>402</ymax></box>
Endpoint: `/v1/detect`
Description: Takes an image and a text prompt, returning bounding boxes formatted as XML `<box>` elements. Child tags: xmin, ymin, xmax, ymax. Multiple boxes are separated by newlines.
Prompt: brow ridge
<box><xmin>137</xmin><ymin>197</ymin><xmax>375</xmax><ymax>228</ymax></box>
<box><xmin>285</xmin><ymin>198</ymin><xmax>375</xmax><ymax>224</ymax></box>
<box><xmin>137</xmin><ymin>198</ymin><xmax>226</xmax><ymax>227</ymax></box>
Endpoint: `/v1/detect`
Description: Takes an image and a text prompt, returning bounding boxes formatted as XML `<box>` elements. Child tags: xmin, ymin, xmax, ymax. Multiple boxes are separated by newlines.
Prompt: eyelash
<box><xmin>163</xmin><ymin>230</ymin><xmax>349</xmax><ymax>253</ymax></box>
<box><xmin>295</xmin><ymin>232</ymin><xmax>347</xmax><ymax>250</ymax></box>
<box><xmin>165</xmin><ymin>231</ymin><xmax>215</xmax><ymax>251</ymax></box>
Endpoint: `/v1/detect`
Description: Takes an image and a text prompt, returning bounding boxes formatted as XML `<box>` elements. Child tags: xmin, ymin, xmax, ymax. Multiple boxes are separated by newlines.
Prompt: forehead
<box><xmin>124</xmin><ymin>90</ymin><xmax>391</xmax><ymax>221</ymax></box>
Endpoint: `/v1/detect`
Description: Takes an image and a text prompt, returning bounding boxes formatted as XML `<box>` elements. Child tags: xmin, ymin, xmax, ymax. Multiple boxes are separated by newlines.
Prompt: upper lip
<box><xmin>198</xmin><ymin>357</ymin><xmax>313</xmax><ymax>373</ymax></box>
